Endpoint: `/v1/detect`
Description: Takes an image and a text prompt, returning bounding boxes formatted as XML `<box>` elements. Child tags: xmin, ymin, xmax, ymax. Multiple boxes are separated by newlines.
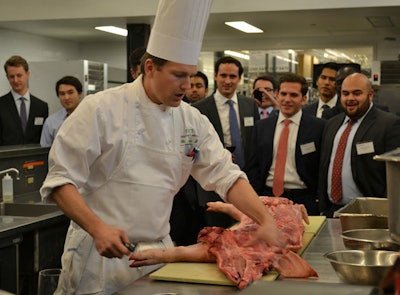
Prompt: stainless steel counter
<box><xmin>118</xmin><ymin>219</ymin><xmax>375</xmax><ymax>294</ymax></box>
<box><xmin>0</xmin><ymin>193</ymin><xmax>67</xmax><ymax>239</ymax></box>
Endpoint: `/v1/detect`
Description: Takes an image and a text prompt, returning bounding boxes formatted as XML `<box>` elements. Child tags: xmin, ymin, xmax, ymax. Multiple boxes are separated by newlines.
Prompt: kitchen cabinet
<box><xmin>18</xmin><ymin>217</ymin><xmax>69</xmax><ymax>295</ymax></box>
<box><xmin>0</xmin><ymin>234</ymin><xmax>22</xmax><ymax>294</ymax></box>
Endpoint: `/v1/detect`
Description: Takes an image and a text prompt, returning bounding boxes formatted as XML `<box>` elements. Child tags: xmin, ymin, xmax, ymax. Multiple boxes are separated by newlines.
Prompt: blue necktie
<box><xmin>226</xmin><ymin>100</ymin><xmax>244</xmax><ymax>169</ymax></box>
<box><xmin>20</xmin><ymin>97</ymin><xmax>27</xmax><ymax>132</ymax></box>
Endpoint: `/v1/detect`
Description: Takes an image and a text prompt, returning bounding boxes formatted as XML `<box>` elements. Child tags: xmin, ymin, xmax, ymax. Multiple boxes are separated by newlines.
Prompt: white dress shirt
<box><xmin>316</xmin><ymin>94</ymin><xmax>338</xmax><ymax>118</ymax></box>
<box><xmin>214</xmin><ymin>89</ymin><xmax>240</xmax><ymax>147</ymax></box>
<box><xmin>12</xmin><ymin>89</ymin><xmax>31</xmax><ymax>118</ymax></box>
<box><xmin>266</xmin><ymin>110</ymin><xmax>307</xmax><ymax>189</ymax></box>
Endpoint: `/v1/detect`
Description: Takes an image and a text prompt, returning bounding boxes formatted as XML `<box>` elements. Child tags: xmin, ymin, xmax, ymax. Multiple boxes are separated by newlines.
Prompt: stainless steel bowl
<box><xmin>324</xmin><ymin>250</ymin><xmax>398</xmax><ymax>285</ymax></box>
<box><xmin>341</xmin><ymin>229</ymin><xmax>400</xmax><ymax>251</ymax></box>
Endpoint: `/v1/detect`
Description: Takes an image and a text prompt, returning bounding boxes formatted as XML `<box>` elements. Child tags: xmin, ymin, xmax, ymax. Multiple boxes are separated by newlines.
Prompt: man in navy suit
<box><xmin>0</xmin><ymin>55</ymin><xmax>48</xmax><ymax>145</ymax></box>
<box><xmin>192</xmin><ymin>56</ymin><xmax>259</xmax><ymax>227</ymax></box>
<box><xmin>248</xmin><ymin>73</ymin><xmax>325</xmax><ymax>215</ymax></box>
<box><xmin>303</xmin><ymin>62</ymin><xmax>339</xmax><ymax>119</ymax></box>
<box><xmin>318</xmin><ymin>73</ymin><xmax>400</xmax><ymax>217</ymax></box>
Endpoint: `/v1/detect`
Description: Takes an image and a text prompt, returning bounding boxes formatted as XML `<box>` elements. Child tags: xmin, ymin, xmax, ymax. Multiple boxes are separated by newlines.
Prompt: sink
<box><xmin>0</xmin><ymin>202</ymin><xmax>60</xmax><ymax>217</ymax></box>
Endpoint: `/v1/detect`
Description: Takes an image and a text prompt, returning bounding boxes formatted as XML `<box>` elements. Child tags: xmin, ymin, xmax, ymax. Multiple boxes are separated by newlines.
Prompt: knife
<box><xmin>124</xmin><ymin>242</ymin><xmax>137</xmax><ymax>253</ymax></box>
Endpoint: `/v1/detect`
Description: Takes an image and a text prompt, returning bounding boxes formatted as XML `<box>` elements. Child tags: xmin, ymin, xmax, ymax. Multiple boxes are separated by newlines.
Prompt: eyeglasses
<box><xmin>257</xmin><ymin>87</ymin><xmax>274</xmax><ymax>93</ymax></box>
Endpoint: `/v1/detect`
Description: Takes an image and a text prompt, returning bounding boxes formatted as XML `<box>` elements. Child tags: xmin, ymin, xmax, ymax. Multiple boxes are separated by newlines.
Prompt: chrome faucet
<box><xmin>0</xmin><ymin>168</ymin><xmax>20</xmax><ymax>180</ymax></box>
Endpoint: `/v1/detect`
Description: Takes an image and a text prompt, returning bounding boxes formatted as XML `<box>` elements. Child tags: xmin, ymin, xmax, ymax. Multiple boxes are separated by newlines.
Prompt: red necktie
<box><xmin>273</xmin><ymin>119</ymin><xmax>291</xmax><ymax>197</ymax></box>
<box><xmin>331</xmin><ymin>119</ymin><xmax>355</xmax><ymax>203</ymax></box>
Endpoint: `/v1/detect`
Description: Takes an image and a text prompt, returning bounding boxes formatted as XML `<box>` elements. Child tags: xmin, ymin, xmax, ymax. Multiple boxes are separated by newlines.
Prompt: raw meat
<box><xmin>197</xmin><ymin>197</ymin><xmax>317</xmax><ymax>289</ymax></box>
<box><xmin>129</xmin><ymin>197</ymin><xmax>318</xmax><ymax>289</ymax></box>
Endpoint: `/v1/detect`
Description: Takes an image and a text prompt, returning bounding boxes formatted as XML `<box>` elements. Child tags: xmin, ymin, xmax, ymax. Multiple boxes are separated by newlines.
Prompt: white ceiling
<box><xmin>0</xmin><ymin>5</ymin><xmax>399</xmax><ymax>64</ymax></box>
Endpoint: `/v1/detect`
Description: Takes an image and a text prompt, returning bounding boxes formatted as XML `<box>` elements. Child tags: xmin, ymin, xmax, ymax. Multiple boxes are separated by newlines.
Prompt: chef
<box><xmin>40</xmin><ymin>0</ymin><xmax>281</xmax><ymax>293</ymax></box>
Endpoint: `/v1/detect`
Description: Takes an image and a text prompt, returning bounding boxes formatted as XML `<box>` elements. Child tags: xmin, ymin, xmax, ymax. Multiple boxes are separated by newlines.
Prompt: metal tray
<box><xmin>334</xmin><ymin>198</ymin><xmax>388</xmax><ymax>231</ymax></box>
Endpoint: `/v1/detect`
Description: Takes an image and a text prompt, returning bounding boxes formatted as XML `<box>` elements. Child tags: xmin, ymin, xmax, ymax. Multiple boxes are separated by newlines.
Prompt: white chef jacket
<box><xmin>40</xmin><ymin>77</ymin><xmax>245</xmax><ymax>293</ymax></box>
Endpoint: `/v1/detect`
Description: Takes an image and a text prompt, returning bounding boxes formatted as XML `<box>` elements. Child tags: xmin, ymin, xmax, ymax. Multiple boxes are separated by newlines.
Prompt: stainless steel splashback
<box><xmin>0</xmin><ymin>145</ymin><xmax>50</xmax><ymax>200</ymax></box>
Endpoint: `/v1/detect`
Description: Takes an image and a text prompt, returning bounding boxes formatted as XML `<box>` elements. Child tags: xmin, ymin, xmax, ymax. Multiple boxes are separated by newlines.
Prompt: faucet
<box><xmin>0</xmin><ymin>168</ymin><xmax>20</xmax><ymax>180</ymax></box>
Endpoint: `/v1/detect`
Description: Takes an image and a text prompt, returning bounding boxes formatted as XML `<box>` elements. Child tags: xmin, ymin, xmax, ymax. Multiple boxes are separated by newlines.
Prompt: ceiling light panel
<box><xmin>366</xmin><ymin>16</ymin><xmax>394</xmax><ymax>28</ymax></box>
<box><xmin>225</xmin><ymin>21</ymin><xmax>263</xmax><ymax>33</ymax></box>
<box><xmin>95</xmin><ymin>26</ymin><xmax>127</xmax><ymax>36</ymax></box>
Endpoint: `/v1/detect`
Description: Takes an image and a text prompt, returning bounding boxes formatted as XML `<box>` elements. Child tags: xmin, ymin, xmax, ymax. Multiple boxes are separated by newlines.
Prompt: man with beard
<box><xmin>185</xmin><ymin>71</ymin><xmax>209</xmax><ymax>104</ymax></box>
<box><xmin>318</xmin><ymin>73</ymin><xmax>400</xmax><ymax>217</ymax></box>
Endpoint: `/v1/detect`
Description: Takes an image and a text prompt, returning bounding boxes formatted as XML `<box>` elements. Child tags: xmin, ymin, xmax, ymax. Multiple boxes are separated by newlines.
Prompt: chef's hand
<box><xmin>92</xmin><ymin>223</ymin><xmax>131</xmax><ymax>258</ymax></box>
<box><xmin>245</xmin><ymin>217</ymin><xmax>284</xmax><ymax>249</ymax></box>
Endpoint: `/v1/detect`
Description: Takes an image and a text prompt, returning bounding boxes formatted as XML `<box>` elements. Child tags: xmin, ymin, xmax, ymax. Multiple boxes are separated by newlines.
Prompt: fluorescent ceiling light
<box><xmin>225</xmin><ymin>21</ymin><xmax>263</xmax><ymax>33</ymax></box>
<box><xmin>275</xmin><ymin>55</ymin><xmax>299</xmax><ymax>64</ymax></box>
<box><xmin>95</xmin><ymin>26</ymin><xmax>127</xmax><ymax>37</ymax></box>
<box><xmin>224</xmin><ymin>50</ymin><xmax>250</xmax><ymax>60</ymax></box>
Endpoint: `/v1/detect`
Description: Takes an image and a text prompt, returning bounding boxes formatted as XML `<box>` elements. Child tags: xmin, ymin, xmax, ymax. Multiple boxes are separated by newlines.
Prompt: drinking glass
<box><xmin>37</xmin><ymin>268</ymin><xmax>62</xmax><ymax>295</ymax></box>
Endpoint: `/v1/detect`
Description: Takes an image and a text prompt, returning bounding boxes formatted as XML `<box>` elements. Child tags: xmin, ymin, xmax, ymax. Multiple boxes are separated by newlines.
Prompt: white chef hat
<box><xmin>147</xmin><ymin>0</ymin><xmax>213</xmax><ymax>66</ymax></box>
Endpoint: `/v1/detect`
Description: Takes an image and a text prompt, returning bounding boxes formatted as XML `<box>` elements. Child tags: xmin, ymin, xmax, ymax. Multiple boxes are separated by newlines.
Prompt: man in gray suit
<box><xmin>319</xmin><ymin>73</ymin><xmax>400</xmax><ymax>217</ymax></box>
<box><xmin>192</xmin><ymin>56</ymin><xmax>259</xmax><ymax>227</ymax></box>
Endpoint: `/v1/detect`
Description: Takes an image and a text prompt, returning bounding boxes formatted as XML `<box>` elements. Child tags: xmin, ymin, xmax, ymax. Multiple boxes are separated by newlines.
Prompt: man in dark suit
<box><xmin>0</xmin><ymin>55</ymin><xmax>48</xmax><ymax>145</ymax></box>
<box><xmin>192</xmin><ymin>56</ymin><xmax>259</xmax><ymax>227</ymax></box>
<box><xmin>303</xmin><ymin>62</ymin><xmax>339</xmax><ymax>119</ymax></box>
<box><xmin>193</xmin><ymin>56</ymin><xmax>259</xmax><ymax>172</ymax></box>
<box><xmin>248</xmin><ymin>73</ymin><xmax>325</xmax><ymax>215</ymax></box>
<box><xmin>251</xmin><ymin>75</ymin><xmax>279</xmax><ymax>120</ymax></box>
<box><xmin>319</xmin><ymin>73</ymin><xmax>400</xmax><ymax>217</ymax></box>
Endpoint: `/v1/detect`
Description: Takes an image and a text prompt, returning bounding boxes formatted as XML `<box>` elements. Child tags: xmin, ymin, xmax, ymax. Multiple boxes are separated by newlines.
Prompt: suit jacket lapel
<box><xmin>353</xmin><ymin>107</ymin><xmax>377</xmax><ymax>144</ymax></box>
<box><xmin>5</xmin><ymin>92</ymin><xmax>23</xmax><ymax>129</ymax></box>
<box><xmin>208</xmin><ymin>95</ymin><xmax>224</xmax><ymax>144</ymax></box>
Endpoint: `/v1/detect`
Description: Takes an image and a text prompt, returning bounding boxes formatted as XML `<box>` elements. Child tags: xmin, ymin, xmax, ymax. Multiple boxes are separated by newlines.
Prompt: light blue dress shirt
<box><xmin>40</xmin><ymin>108</ymin><xmax>68</xmax><ymax>147</ymax></box>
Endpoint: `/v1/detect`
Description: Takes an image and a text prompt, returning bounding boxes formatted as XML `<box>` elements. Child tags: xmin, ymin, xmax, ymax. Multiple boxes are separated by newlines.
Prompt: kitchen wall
<box><xmin>0</xmin><ymin>28</ymin><xmax>126</xmax><ymax>96</ymax></box>
<box><xmin>1</xmin><ymin>25</ymin><xmax>399</xmax><ymax>114</ymax></box>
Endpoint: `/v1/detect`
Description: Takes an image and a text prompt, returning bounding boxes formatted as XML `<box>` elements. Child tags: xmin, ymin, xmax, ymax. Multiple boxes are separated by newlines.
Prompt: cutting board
<box><xmin>150</xmin><ymin>216</ymin><xmax>326</xmax><ymax>286</ymax></box>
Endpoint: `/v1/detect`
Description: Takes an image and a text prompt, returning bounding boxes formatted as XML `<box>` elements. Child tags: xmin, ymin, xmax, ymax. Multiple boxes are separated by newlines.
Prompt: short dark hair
<box><xmin>4</xmin><ymin>55</ymin><xmax>29</xmax><ymax>73</ymax></box>
<box><xmin>129</xmin><ymin>47</ymin><xmax>146</xmax><ymax>70</ymax></box>
<box><xmin>56</xmin><ymin>76</ymin><xmax>83</xmax><ymax>96</ymax></box>
<box><xmin>253</xmin><ymin>75</ymin><xmax>277</xmax><ymax>90</ymax></box>
<box><xmin>214</xmin><ymin>56</ymin><xmax>243</xmax><ymax>77</ymax></box>
<box><xmin>140</xmin><ymin>52</ymin><xmax>169</xmax><ymax>76</ymax></box>
<box><xmin>319</xmin><ymin>62</ymin><xmax>339</xmax><ymax>75</ymax></box>
<box><xmin>278</xmin><ymin>73</ymin><xmax>308</xmax><ymax>96</ymax></box>
<box><xmin>193</xmin><ymin>71</ymin><xmax>209</xmax><ymax>89</ymax></box>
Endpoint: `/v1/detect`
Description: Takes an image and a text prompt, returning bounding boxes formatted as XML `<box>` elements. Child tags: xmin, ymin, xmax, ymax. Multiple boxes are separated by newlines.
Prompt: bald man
<box><xmin>318</xmin><ymin>73</ymin><xmax>400</xmax><ymax>217</ymax></box>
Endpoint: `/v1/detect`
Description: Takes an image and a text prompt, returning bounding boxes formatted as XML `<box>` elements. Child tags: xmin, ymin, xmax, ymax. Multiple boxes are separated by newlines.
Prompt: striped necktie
<box><xmin>226</xmin><ymin>100</ymin><xmax>244</xmax><ymax>169</ymax></box>
<box><xmin>20</xmin><ymin>97</ymin><xmax>27</xmax><ymax>132</ymax></box>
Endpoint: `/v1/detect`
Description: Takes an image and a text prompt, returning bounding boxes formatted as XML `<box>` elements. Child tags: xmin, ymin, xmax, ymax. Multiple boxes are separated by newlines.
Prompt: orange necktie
<box><xmin>273</xmin><ymin>119</ymin><xmax>291</xmax><ymax>197</ymax></box>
